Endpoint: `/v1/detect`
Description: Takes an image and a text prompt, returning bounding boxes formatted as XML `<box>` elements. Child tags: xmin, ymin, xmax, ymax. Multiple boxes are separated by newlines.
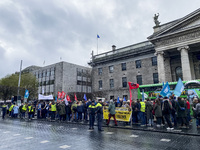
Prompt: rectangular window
<box><xmin>42</xmin><ymin>71</ymin><xmax>46</xmax><ymax>77</ymax></box>
<box><xmin>98</xmin><ymin>68</ymin><xmax>102</xmax><ymax>75</ymax></box>
<box><xmin>109</xmin><ymin>65</ymin><xmax>114</xmax><ymax>73</ymax></box>
<box><xmin>110</xmin><ymin>96</ymin><xmax>114</xmax><ymax>100</ymax></box>
<box><xmin>152</xmin><ymin>56</ymin><xmax>157</xmax><ymax>66</ymax></box>
<box><xmin>121</xmin><ymin>63</ymin><xmax>126</xmax><ymax>71</ymax></box>
<box><xmin>99</xmin><ymin>80</ymin><xmax>102</xmax><ymax>90</ymax></box>
<box><xmin>153</xmin><ymin>73</ymin><xmax>159</xmax><ymax>84</ymax></box>
<box><xmin>136</xmin><ymin>75</ymin><xmax>142</xmax><ymax>85</ymax></box>
<box><xmin>110</xmin><ymin>79</ymin><xmax>114</xmax><ymax>89</ymax></box>
<box><xmin>46</xmin><ymin>71</ymin><xmax>50</xmax><ymax>77</ymax></box>
<box><xmin>39</xmin><ymin>72</ymin><xmax>42</xmax><ymax>78</ymax></box>
<box><xmin>122</xmin><ymin>77</ymin><xmax>127</xmax><ymax>87</ymax></box>
<box><xmin>136</xmin><ymin>60</ymin><xmax>141</xmax><ymax>68</ymax></box>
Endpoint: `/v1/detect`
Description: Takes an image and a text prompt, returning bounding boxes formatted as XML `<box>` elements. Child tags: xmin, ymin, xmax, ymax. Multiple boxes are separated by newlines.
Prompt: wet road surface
<box><xmin>0</xmin><ymin>119</ymin><xmax>200</xmax><ymax>150</ymax></box>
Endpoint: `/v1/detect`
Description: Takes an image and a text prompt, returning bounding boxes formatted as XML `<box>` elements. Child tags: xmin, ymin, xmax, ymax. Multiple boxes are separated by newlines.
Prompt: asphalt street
<box><xmin>1</xmin><ymin>119</ymin><xmax>200</xmax><ymax>150</ymax></box>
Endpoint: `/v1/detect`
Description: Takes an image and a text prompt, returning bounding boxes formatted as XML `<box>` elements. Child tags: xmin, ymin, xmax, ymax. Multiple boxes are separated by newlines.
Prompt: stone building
<box><xmin>22</xmin><ymin>61</ymin><xmax>92</xmax><ymax>99</ymax></box>
<box><xmin>89</xmin><ymin>9</ymin><xmax>200</xmax><ymax>100</ymax></box>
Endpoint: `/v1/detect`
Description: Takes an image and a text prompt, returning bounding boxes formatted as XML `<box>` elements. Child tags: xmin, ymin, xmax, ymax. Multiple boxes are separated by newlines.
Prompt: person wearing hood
<box><xmin>106</xmin><ymin>100</ymin><xmax>118</xmax><ymax>126</ymax></box>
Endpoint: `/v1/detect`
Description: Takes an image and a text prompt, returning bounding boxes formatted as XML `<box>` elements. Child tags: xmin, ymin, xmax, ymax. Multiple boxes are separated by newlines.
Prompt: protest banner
<box><xmin>103</xmin><ymin>107</ymin><xmax>132</xmax><ymax>122</ymax></box>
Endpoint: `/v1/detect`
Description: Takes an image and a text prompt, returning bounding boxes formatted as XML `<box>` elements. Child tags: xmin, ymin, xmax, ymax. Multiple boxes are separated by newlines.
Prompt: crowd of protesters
<box><xmin>1</xmin><ymin>96</ymin><xmax>200</xmax><ymax>131</ymax></box>
<box><xmin>131</xmin><ymin>96</ymin><xmax>200</xmax><ymax>130</ymax></box>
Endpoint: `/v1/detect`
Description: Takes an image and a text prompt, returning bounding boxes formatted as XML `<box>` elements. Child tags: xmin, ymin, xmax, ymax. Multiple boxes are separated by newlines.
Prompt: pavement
<box><xmin>1</xmin><ymin>118</ymin><xmax>200</xmax><ymax>150</ymax></box>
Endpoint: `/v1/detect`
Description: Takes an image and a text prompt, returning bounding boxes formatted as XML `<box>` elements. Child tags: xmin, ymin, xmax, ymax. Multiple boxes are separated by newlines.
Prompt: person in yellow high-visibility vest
<box><xmin>50</xmin><ymin>102</ymin><xmax>57</xmax><ymax>121</ymax></box>
<box><xmin>21</xmin><ymin>103</ymin><xmax>27</xmax><ymax>119</ymax></box>
<box><xmin>28</xmin><ymin>104</ymin><xmax>34</xmax><ymax>120</ymax></box>
<box><xmin>140</xmin><ymin>100</ymin><xmax>146</xmax><ymax>126</ymax></box>
<box><xmin>9</xmin><ymin>103</ymin><xmax>14</xmax><ymax>118</ymax></box>
<box><xmin>0</xmin><ymin>103</ymin><xmax>7</xmax><ymax>119</ymax></box>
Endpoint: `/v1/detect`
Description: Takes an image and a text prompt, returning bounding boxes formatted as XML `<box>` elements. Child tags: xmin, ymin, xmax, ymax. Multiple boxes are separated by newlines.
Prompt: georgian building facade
<box><xmin>89</xmin><ymin>9</ymin><xmax>200</xmax><ymax>100</ymax></box>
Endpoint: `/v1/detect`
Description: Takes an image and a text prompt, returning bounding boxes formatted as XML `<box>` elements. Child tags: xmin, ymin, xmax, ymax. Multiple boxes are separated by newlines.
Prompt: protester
<box><xmin>131</xmin><ymin>101</ymin><xmax>138</xmax><ymax>124</ymax></box>
<box><xmin>58</xmin><ymin>101</ymin><xmax>66</xmax><ymax>122</ymax></box>
<box><xmin>176</xmin><ymin>97</ymin><xmax>188</xmax><ymax>128</ymax></box>
<box><xmin>162</xmin><ymin>97</ymin><xmax>174</xmax><ymax>130</ymax></box>
<box><xmin>140</xmin><ymin>99</ymin><xmax>146</xmax><ymax>126</ymax></box>
<box><xmin>106</xmin><ymin>100</ymin><xmax>118</xmax><ymax>126</ymax></box>
<box><xmin>77</xmin><ymin>101</ymin><xmax>83</xmax><ymax>121</ymax></box>
<box><xmin>71</xmin><ymin>101</ymin><xmax>77</xmax><ymax>122</ymax></box>
<box><xmin>193</xmin><ymin>99</ymin><xmax>200</xmax><ymax>128</ymax></box>
<box><xmin>154</xmin><ymin>98</ymin><xmax>162</xmax><ymax>127</ymax></box>
<box><xmin>13</xmin><ymin>104</ymin><xmax>19</xmax><ymax>118</ymax></box>
<box><xmin>186</xmin><ymin>99</ymin><xmax>191</xmax><ymax>123</ymax></box>
<box><xmin>145</xmin><ymin>99</ymin><xmax>153</xmax><ymax>126</ymax></box>
<box><xmin>66</xmin><ymin>101</ymin><xmax>71</xmax><ymax>121</ymax></box>
<box><xmin>170</xmin><ymin>96</ymin><xmax>177</xmax><ymax>127</ymax></box>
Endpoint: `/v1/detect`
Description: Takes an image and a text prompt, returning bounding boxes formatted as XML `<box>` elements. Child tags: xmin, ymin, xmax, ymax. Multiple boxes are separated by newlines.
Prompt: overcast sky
<box><xmin>0</xmin><ymin>0</ymin><xmax>200</xmax><ymax>78</ymax></box>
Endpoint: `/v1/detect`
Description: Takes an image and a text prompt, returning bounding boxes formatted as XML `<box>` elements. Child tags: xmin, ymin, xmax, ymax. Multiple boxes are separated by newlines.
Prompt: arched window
<box><xmin>175</xmin><ymin>66</ymin><xmax>183</xmax><ymax>81</ymax></box>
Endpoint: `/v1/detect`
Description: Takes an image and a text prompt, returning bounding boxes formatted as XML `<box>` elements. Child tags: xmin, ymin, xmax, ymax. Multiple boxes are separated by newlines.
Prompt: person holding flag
<box><xmin>83</xmin><ymin>94</ymin><xmax>87</xmax><ymax>101</ymax></box>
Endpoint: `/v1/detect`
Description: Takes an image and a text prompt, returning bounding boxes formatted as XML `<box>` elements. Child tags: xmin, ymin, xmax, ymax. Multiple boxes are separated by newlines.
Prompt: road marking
<box><xmin>72</xmin><ymin>128</ymin><xmax>77</xmax><ymax>130</ymax></box>
<box><xmin>3</xmin><ymin>131</ymin><xmax>10</xmax><ymax>133</ymax></box>
<box><xmin>59</xmin><ymin>126</ymin><xmax>64</xmax><ymax>128</ymax></box>
<box><xmin>40</xmin><ymin>140</ymin><xmax>49</xmax><ymax>143</ymax></box>
<box><xmin>88</xmin><ymin>130</ymin><xmax>93</xmax><ymax>132</ymax></box>
<box><xmin>59</xmin><ymin>145</ymin><xmax>71</xmax><ymax>149</ymax></box>
<box><xmin>13</xmin><ymin>134</ymin><xmax>21</xmax><ymax>136</ymax></box>
<box><xmin>105</xmin><ymin>132</ymin><xmax>113</xmax><ymax>135</ymax></box>
<box><xmin>25</xmin><ymin>137</ymin><xmax>34</xmax><ymax>140</ymax></box>
<box><xmin>130</xmin><ymin>134</ymin><xmax>139</xmax><ymax>138</ymax></box>
<box><xmin>48</xmin><ymin>125</ymin><xmax>52</xmax><ymax>127</ymax></box>
<box><xmin>160</xmin><ymin>139</ymin><xmax>171</xmax><ymax>142</ymax></box>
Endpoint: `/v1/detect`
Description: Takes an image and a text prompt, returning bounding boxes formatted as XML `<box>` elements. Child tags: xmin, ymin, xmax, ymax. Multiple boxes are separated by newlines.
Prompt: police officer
<box><xmin>1</xmin><ymin>103</ymin><xmax>7</xmax><ymax>119</ymax></box>
<box><xmin>50</xmin><ymin>102</ymin><xmax>57</xmax><ymax>121</ymax></box>
<box><xmin>21</xmin><ymin>103</ymin><xmax>27</xmax><ymax>119</ymax></box>
<box><xmin>96</xmin><ymin>99</ymin><xmax>104</xmax><ymax>131</ymax></box>
<box><xmin>28</xmin><ymin>104</ymin><xmax>34</xmax><ymax>120</ymax></box>
<box><xmin>9</xmin><ymin>103</ymin><xmax>14</xmax><ymax>117</ymax></box>
<box><xmin>88</xmin><ymin>101</ymin><xmax>96</xmax><ymax>130</ymax></box>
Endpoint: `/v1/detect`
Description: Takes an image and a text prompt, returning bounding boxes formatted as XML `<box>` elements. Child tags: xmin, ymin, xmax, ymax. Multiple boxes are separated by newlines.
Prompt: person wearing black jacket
<box><xmin>88</xmin><ymin>101</ymin><xmax>96</xmax><ymax>130</ymax></box>
<box><xmin>170</xmin><ymin>96</ymin><xmax>177</xmax><ymax>127</ymax></box>
<box><xmin>96</xmin><ymin>99</ymin><xmax>104</xmax><ymax>131</ymax></box>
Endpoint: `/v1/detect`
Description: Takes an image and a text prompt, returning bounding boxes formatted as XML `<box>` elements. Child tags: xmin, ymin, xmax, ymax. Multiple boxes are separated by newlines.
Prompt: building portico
<box><xmin>148</xmin><ymin>8</ymin><xmax>200</xmax><ymax>82</ymax></box>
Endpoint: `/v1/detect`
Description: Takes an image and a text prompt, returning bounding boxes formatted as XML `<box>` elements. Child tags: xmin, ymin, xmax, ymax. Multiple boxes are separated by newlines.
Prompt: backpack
<box><xmin>72</xmin><ymin>106</ymin><xmax>77</xmax><ymax>112</ymax></box>
<box><xmin>162</xmin><ymin>100</ymin><xmax>170</xmax><ymax>114</ymax></box>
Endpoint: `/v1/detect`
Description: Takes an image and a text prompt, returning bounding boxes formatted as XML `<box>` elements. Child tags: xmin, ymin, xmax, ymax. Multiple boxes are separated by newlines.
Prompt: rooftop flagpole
<box><xmin>97</xmin><ymin>34</ymin><xmax>100</xmax><ymax>55</ymax></box>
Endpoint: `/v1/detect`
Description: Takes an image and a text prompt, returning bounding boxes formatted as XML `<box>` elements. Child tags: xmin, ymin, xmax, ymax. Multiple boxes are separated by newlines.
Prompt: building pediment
<box><xmin>148</xmin><ymin>8</ymin><xmax>200</xmax><ymax>41</ymax></box>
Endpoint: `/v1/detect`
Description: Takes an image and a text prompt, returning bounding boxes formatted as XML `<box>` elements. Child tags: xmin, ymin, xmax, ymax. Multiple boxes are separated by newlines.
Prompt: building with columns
<box><xmin>148</xmin><ymin>8</ymin><xmax>200</xmax><ymax>82</ymax></box>
<box><xmin>89</xmin><ymin>9</ymin><xmax>200</xmax><ymax>100</ymax></box>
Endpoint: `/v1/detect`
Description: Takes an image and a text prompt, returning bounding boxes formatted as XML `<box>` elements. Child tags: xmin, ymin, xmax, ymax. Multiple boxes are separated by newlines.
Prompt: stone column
<box><xmin>189</xmin><ymin>54</ymin><xmax>195</xmax><ymax>80</ymax></box>
<box><xmin>177</xmin><ymin>46</ymin><xmax>192</xmax><ymax>81</ymax></box>
<box><xmin>164</xmin><ymin>56</ymin><xmax>172</xmax><ymax>82</ymax></box>
<box><xmin>155</xmin><ymin>51</ymin><xmax>166</xmax><ymax>83</ymax></box>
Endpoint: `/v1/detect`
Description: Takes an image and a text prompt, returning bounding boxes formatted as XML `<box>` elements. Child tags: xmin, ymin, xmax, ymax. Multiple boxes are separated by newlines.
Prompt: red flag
<box><xmin>74</xmin><ymin>94</ymin><xmax>77</xmax><ymax>101</ymax></box>
<box><xmin>128</xmin><ymin>82</ymin><xmax>139</xmax><ymax>107</ymax></box>
<box><xmin>57</xmin><ymin>92</ymin><xmax>62</xmax><ymax>99</ymax></box>
<box><xmin>61</xmin><ymin>91</ymin><xmax>66</xmax><ymax>99</ymax></box>
<box><xmin>67</xmin><ymin>95</ymin><xmax>71</xmax><ymax>102</ymax></box>
<box><xmin>128</xmin><ymin>82</ymin><xmax>139</xmax><ymax>90</ymax></box>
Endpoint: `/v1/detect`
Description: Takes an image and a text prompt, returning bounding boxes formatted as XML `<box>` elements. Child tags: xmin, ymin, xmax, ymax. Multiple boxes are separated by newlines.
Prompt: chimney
<box><xmin>112</xmin><ymin>45</ymin><xmax>116</xmax><ymax>51</ymax></box>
